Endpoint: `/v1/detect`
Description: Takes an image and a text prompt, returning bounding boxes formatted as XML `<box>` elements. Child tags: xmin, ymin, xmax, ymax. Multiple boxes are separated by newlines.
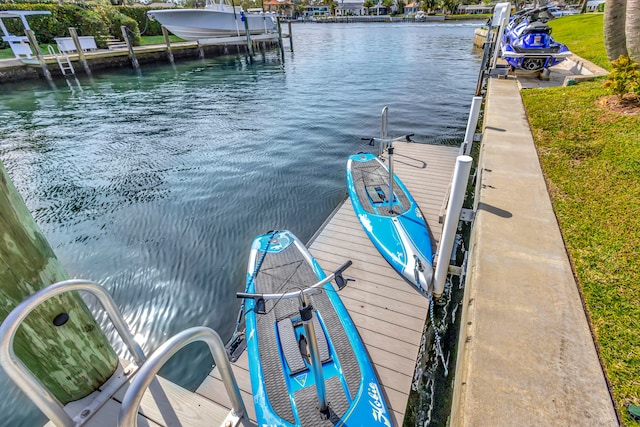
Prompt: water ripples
<box><xmin>0</xmin><ymin>20</ymin><xmax>483</xmax><ymax>426</ymax></box>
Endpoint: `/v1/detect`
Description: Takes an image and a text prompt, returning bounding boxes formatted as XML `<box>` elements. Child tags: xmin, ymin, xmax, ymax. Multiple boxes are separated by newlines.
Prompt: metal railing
<box><xmin>0</xmin><ymin>280</ymin><xmax>146</xmax><ymax>427</ymax></box>
<box><xmin>118</xmin><ymin>326</ymin><xmax>245</xmax><ymax>427</ymax></box>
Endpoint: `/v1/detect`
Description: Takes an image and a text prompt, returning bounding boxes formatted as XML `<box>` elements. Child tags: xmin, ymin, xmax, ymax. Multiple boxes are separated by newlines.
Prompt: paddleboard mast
<box><xmin>381</xmin><ymin>106</ymin><xmax>395</xmax><ymax>214</ymax></box>
<box><xmin>299</xmin><ymin>294</ymin><xmax>328</xmax><ymax>415</ymax></box>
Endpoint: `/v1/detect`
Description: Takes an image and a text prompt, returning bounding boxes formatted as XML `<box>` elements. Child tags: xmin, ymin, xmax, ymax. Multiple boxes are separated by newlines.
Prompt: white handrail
<box><xmin>117</xmin><ymin>326</ymin><xmax>245</xmax><ymax>427</ymax></box>
<box><xmin>237</xmin><ymin>260</ymin><xmax>351</xmax><ymax>301</ymax></box>
<box><xmin>0</xmin><ymin>280</ymin><xmax>146</xmax><ymax>427</ymax></box>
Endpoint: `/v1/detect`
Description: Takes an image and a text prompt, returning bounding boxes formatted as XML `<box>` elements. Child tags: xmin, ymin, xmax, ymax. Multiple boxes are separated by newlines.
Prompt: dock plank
<box><xmin>44</xmin><ymin>361</ymin><xmax>235</xmax><ymax>427</ymax></box>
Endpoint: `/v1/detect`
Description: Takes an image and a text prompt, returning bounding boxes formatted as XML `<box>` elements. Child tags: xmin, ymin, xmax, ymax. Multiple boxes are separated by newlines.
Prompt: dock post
<box><xmin>433</xmin><ymin>155</ymin><xmax>473</xmax><ymax>297</ymax></box>
<box><xmin>197</xmin><ymin>41</ymin><xmax>205</xmax><ymax>59</ymax></box>
<box><xmin>463</xmin><ymin>96</ymin><xmax>483</xmax><ymax>155</ymax></box>
<box><xmin>24</xmin><ymin>29</ymin><xmax>53</xmax><ymax>84</ymax></box>
<box><xmin>490</xmin><ymin>3</ymin><xmax>511</xmax><ymax>70</ymax></box>
<box><xmin>121</xmin><ymin>26</ymin><xmax>140</xmax><ymax>70</ymax></box>
<box><xmin>0</xmin><ymin>161</ymin><xmax>118</xmax><ymax>407</ymax></box>
<box><xmin>242</xmin><ymin>12</ymin><xmax>254</xmax><ymax>63</ymax></box>
<box><xmin>287</xmin><ymin>20</ymin><xmax>293</xmax><ymax>52</ymax></box>
<box><xmin>161</xmin><ymin>26</ymin><xmax>174</xmax><ymax>64</ymax></box>
<box><xmin>68</xmin><ymin>27</ymin><xmax>92</xmax><ymax>77</ymax></box>
<box><xmin>276</xmin><ymin>17</ymin><xmax>285</xmax><ymax>61</ymax></box>
<box><xmin>474</xmin><ymin>28</ymin><xmax>493</xmax><ymax>96</ymax></box>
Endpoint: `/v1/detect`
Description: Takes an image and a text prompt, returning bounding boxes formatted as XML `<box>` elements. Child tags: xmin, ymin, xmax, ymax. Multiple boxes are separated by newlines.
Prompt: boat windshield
<box><xmin>205</xmin><ymin>0</ymin><xmax>239</xmax><ymax>12</ymax></box>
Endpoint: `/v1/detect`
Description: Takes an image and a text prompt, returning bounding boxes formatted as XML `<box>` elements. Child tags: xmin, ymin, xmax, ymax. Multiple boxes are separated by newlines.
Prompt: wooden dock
<box><xmin>43</xmin><ymin>141</ymin><xmax>459</xmax><ymax>426</ymax></box>
<box><xmin>196</xmin><ymin>141</ymin><xmax>460</xmax><ymax>426</ymax></box>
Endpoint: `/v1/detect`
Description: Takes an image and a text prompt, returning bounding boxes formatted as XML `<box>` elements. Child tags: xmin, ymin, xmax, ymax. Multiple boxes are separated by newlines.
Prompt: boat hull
<box><xmin>244</xmin><ymin>230</ymin><xmax>392</xmax><ymax>426</ymax></box>
<box><xmin>346</xmin><ymin>152</ymin><xmax>433</xmax><ymax>295</ymax></box>
<box><xmin>147</xmin><ymin>9</ymin><xmax>276</xmax><ymax>40</ymax></box>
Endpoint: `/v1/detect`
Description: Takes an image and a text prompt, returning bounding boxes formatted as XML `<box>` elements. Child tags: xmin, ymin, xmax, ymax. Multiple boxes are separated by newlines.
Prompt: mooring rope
<box><xmin>229</xmin><ymin>230</ymin><xmax>277</xmax><ymax>341</ymax></box>
<box><xmin>426</xmin><ymin>291</ymin><xmax>448</xmax><ymax>377</ymax></box>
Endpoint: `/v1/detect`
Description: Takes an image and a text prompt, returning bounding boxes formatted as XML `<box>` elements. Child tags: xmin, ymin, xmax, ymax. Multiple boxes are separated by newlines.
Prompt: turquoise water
<box><xmin>0</xmin><ymin>21</ymin><xmax>482</xmax><ymax>426</ymax></box>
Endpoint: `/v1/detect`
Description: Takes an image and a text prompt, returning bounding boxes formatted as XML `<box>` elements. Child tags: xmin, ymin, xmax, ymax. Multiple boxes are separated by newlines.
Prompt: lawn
<box><xmin>138</xmin><ymin>34</ymin><xmax>185</xmax><ymax>46</ymax></box>
<box><xmin>521</xmin><ymin>14</ymin><xmax>640</xmax><ymax>426</ymax></box>
<box><xmin>548</xmin><ymin>13</ymin><xmax>611</xmax><ymax>71</ymax></box>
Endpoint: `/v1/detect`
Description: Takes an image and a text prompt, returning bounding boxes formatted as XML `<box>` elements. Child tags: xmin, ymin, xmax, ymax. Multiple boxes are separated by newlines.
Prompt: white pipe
<box><xmin>490</xmin><ymin>3</ymin><xmax>511</xmax><ymax>69</ymax></box>
<box><xmin>463</xmin><ymin>96</ymin><xmax>483</xmax><ymax>155</ymax></box>
<box><xmin>433</xmin><ymin>156</ymin><xmax>473</xmax><ymax>296</ymax></box>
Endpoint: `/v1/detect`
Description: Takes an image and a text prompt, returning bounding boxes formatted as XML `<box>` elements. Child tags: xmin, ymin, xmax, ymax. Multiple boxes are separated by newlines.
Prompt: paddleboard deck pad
<box><xmin>346</xmin><ymin>152</ymin><xmax>433</xmax><ymax>295</ymax></box>
<box><xmin>244</xmin><ymin>230</ymin><xmax>392</xmax><ymax>426</ymax></box>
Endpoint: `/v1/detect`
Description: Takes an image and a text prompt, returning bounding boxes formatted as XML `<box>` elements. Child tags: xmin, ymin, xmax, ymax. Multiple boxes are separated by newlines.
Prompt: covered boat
<box><xmin>147</xmin><ymin>0</ymin><xmax>276</xmax><ymax>41</ymax></box>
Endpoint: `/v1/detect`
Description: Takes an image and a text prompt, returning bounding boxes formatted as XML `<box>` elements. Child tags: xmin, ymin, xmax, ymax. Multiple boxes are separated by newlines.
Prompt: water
<box><xmin>0</xmin><ymin>21</ymin><xmax>482</xmax><ymax>426</ymax></box>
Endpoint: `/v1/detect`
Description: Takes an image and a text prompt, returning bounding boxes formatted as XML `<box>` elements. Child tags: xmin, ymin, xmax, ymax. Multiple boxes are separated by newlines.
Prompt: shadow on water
<box><xmin>0</xmin><ymin>21</ymin><xmax>484</xmax><ymax>426</ymax></box>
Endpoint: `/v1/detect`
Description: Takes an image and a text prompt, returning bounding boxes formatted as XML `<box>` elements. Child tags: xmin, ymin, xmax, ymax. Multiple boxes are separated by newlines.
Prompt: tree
<box><xmin>327</xmin><ymin>0</ymin><xmax>338</xmax><ymax>14</ymax></box>
<box><xmin>422</xmin><ymin>0</ymin><xmax>437</xmax><ymax>12</ymax></box>
<box><xmin>626</xmin><ymin>0</ymin><xmax>640</xmax><ymax>62</ymax></box>
<box><xmin>440</xmin><ymin>0</ymin><xmax>460</xmax><ymax>14</ymax></box>
<box><xmin>604</xmin><ymin>0</ymin><xmax>629</xmax><ymax>61</ymax></box>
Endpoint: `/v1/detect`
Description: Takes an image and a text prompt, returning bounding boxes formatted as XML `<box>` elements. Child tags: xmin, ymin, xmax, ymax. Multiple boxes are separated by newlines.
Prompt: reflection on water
<box><xmin>0</xmin><ymin>21</ymin><xmax>482</xmax><ymax>426</ymax></box>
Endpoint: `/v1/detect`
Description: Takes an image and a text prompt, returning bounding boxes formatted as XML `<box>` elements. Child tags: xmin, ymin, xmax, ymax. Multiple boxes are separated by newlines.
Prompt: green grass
<box><xmin>0</xmin><ymin>48</ymin><xmax>14</xmax><ymax>60</ymax></box>
<box><xmin>0</xmin><ymin>43</ymin><xmax>56</xmax><ymax>60</ymax></box>
<box><xmin>447</xmin><ymin>13</ymin><xmax>492</xmax><ymax>20</ymax></box>
<box><xmin>548</xmin><ymin>13</ymin><xmax>611</xmax><ymax>70</ymax></box>
<box><xmin>139</xmin><ymin>34</ymin><xmax>185</xmax><ymax>46</ymax></box>
<box><xmin>521</xmin><ymin>15</ymin><xmax>640</xmax><ymax>425</ymax></box>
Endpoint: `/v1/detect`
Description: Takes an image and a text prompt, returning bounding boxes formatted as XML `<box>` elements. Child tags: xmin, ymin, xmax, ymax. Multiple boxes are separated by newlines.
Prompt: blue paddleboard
<box><xmin>243</xmin><ymin>230</ymin><xmax>393</xmax><ymax>426</ymax></box>
<box><xmin>346</xmin><ymin>152</ymin><xmax>433</xmax><ymax>295</ymax></box>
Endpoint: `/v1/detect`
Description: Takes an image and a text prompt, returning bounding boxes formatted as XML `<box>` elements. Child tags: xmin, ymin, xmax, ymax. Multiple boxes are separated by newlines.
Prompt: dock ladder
<box><xmin>47</xmin><ymin>45</ymin><xmax>75</xmax><ymax>76</ymax></box>
<box><xmin>0</xmin><ymin>280</ymin><xmax>246</xmax><ymax>426</ymax></box>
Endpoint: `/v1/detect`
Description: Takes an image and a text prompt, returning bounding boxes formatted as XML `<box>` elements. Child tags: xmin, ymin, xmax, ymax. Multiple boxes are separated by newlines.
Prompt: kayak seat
<box><xmin>365</xmin><ymin>185</ymin><xmax>388</xmax><ymax>203</ymax></box>
<box><xmin>522</xmin><ymin>21</ymin><xmax>551</xmax><ymax>35</ymax></box>
<box><xmin>277</xmin><ymin>316</ymin><xmax>331</xmax><ymax>376</ymax></box>
<box><xmin>278</xmin><ymin>318</ymin><xmax>307</xmax><ymax>375</ymax></box>
<box><xmin>311</xmin><ymin>315</ymin><xmax>331</xmax><ymax>364</ymax></box>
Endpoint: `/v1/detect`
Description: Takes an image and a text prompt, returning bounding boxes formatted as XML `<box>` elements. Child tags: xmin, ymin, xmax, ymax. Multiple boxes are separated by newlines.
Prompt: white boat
<box><xmin>147</xmin><ymin>0</ymin><xmax>277</xmax><ymax>41</ymax></box>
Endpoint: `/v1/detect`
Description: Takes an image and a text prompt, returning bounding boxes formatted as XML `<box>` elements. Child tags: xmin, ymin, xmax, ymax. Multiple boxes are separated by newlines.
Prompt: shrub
<box><xmin>604</xmin><ymin>55</ymin><xmax>640</xmax><ymax>99</ymax></box>
<box><xmin>96</xmin><ymin>6</ymin><xmax>141</xmax><ymax>45</ymax></box>
<box><xmin>117</xmin><ymin>6</ymin><xmax>164</xmax><ymax>36</ymax></box>
<box><xmin>0</xmin><ymin>4</ymin><xmax>109</xmax><ymax>45</ymax></box>
<box><xmin>597</xmin><ymin>2</ymin><xmax>605</xmax><ymax>12</ymax></box>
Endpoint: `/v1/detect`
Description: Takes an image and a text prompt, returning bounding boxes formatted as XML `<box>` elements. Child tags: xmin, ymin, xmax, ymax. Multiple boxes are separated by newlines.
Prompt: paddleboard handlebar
<box><xmin>360</xmin><ymin>134</ymin><xmax>415</xmax><ymax>146</ymax></box>
<box><xmin>236</xmin><ymin>260</ymin><xmax>352</xmax><ymax>301</ymax></box>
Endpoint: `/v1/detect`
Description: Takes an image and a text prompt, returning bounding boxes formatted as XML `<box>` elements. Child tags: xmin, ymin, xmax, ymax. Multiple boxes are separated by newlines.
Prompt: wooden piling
<box><xmin>24</xmin><ymin>29</ymin><xmax>52</xmax><ymax>84</ymax></box>
<box><xmin>287</xmin><ymin>20</ymin><xmax>293</xmax><ymax>52</ymax></box>
<box><xmin>0</xmin><ymin>161</ymin><xmax>118</xmax><ymax>404</ymax></box>
<box><xmin>68</xmin><ymin>27</ymin><xmax>92</xmax><ymax>76</ymax></box>
<box><xmin>242</xmin><ymin>13</ymin><xmax>254</xmax><ymax>62</ymax></box>
<box><xmin>276</xmin><ymin>17</ymin><xmax>284</xmax><ymax>61</ymax></box>
<box><xmin>121</xmin><ymin>26</ymin><xmax>140</xmax><ymax>70</ymax></box>
<box><xmin>161</xmin><ymin>26</ymin><xmax>175</xmax><ymax>64</ymax></box>
<box><xmin>197</xmin><ymin>41</ymin><xmax>205</xmax><ymax>59</ymax></box>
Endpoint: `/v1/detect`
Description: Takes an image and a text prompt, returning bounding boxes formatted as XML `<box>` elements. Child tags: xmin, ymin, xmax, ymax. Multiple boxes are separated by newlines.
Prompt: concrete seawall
<box><xmin>0</xmin><ymin>40</ymin><xmax>278</xmax><ymax>83</ymax></box>
<box><xmin>450</xmin><ymin>77</ymin><xmax>618</xmax><ymax>426</ymax></box>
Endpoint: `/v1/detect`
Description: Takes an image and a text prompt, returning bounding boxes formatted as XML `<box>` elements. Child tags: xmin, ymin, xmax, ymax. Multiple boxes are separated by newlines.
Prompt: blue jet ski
<box><xmin>501</xmin><ymin>6</ymin><xmax>571</xmax><ymax>72</ymax></box>
<box><xmin>237</xmin><ymin>230</ymin><xmax>393</xmax><ymax>426</ymax></box>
